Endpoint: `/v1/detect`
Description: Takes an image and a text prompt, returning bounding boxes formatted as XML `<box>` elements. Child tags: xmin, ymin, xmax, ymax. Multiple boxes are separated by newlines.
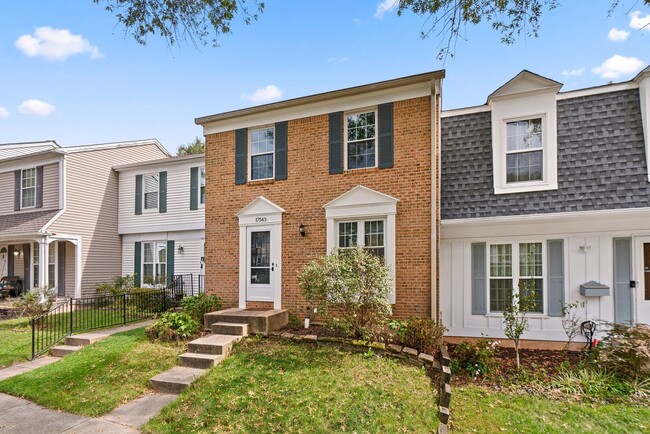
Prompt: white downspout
<box><xmin>431</xmin><ymin>78</ymin><xmax>443</xmax><ymax>322</ymax></box>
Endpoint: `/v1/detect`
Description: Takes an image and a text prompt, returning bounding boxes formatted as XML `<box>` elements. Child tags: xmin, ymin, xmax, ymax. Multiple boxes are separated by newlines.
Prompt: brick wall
<box><xmin>205</xmin><ymin>96</ymin><xmax>433</xmax><ymax>319</ymax></box>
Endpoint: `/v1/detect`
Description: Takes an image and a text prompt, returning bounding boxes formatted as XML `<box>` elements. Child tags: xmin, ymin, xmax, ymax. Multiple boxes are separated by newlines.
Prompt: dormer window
<box><xmin>506</xmin><ymin>117</ymin><xmax>543</xmax><ymax>183</ymax></box>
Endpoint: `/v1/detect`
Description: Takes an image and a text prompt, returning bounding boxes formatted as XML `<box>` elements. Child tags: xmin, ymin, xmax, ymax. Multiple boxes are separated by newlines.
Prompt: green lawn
<box><xmin>0</xmin><ymin>327</ymin><xmax>183</xmax><ymax>416</ymax></box>
<box><xmin>144</xmin><ymin>339</ymin><xmax>438</xmax><ymax>433</ymax></box>
<box><xmin>0</xmin><ymin>317</ymin><xmax>32</xmax><ymax>368</ymax></box>
<box><xmin>451</xmin><ymin>385</ymin><xmax>650</xmax><ymax>433</ymax></box>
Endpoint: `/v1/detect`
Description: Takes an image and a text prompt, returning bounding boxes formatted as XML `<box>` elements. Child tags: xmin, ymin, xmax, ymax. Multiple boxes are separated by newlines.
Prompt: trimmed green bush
<box><xmin>450</xmin><ymin>339</ymin><xmax>499</xmax><ymax>378</ymax></box>
<box><xmin>396</xmin><ymin>317</ymin><xmax>447</xmax><ymax>354</ymax></box>
<box><xmin>146</xmin><ymin>312</ymin><xmax>200</xmax><ymax>342</ymax></box>
<box><xmin>181</xmin><ymin>293</ymin><xmax>223</xmax><ymax>323</ymax></box>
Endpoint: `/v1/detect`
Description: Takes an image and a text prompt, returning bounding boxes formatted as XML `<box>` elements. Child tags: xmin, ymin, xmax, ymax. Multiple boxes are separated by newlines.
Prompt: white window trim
<box><xmin>142</xmin><ymin>173</ymin><xmax>160</xmax><ymax>213</ymax></box>
<box><xmin>21</xmin><ymin>167</ymin><xmax>37</xmax><ymax>209</ymax></box>
<box><xmin>486</xmin><ymin>241</ymin><xmax>547</xmax><ymax>316</ymax></box>
<box><xmin>344</xmin><ymin>108</ymin><xmax>378</xmax><ymax>171</ymax></box>
<box><xmin>142</xmin><ymin>241</ymin><xmax>167</xmax><ymax>287</ymax></box>
<box><xmin>491</xmin><ymin>96</ymin><xmax>558</xmax><ymax>195</ymax></box>
<box><xmin>199</xmin><ymin>166</ymin><xmax>206</xmax><ymax>208</ymax></box>
<box><xmin>47</xmin><ymin>241</ymin><xmax>57</xmax><ymax>290</ymax></box>
<box><xmin>248</xmin><ymin>125</ymin><xmax>275</xmax><ymax>182</ymax></box>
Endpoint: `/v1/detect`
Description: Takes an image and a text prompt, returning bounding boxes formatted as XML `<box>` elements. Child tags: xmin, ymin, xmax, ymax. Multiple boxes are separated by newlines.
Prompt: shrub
<box><xmin>552</xmin><ymin>367</ymin><xmax>633</xmax><ymax>398</ymax></box>
<box><xmin>298</xmin><ymin>246</ymin><xmax>393</xmax><ymax>340</ymax></box>
<box><xmin>395</xmin><ymin>317</ymin><xmax>447</xmax><ymax>354</ymax></box>
<box><xmin>450</xmin><ymin>339</ymin><xmax>499</xmax><ymax>378</ymax></box>
<box><xmin>95</xmin><ymin>275</ymin><xmax>136</xmax><ymax>296</ymax></box>
<box><xmin>146</xmin><ymin>312</ymin><xmax>200</xmax><ymax>342</ymax></box>
<box><xmin>13</xmin><ymin>286</ymin><xmax>57</xmax><ymax>318</ymax></box>
<box><xmin>181</xmin><ymin>293</ymin><xmax>223</xmax><ymax>324</ymax></box>
<box><xmin>599</xmin><ymin>322</ymin><xmax>650</xmax><ymax>379</ymax></box>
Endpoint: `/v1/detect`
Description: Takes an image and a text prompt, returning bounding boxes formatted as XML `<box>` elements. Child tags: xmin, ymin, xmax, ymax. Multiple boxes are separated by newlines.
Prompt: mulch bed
<box><xmin>449</xmin><ymin>343</ymin><xmax>585</xmax><ymax>387</ymax></box>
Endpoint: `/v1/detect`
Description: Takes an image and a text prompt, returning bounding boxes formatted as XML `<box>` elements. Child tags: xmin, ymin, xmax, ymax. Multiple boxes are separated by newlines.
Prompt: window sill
<box><xmin>343</xmin><ymin>167</ymin><xmax>380</xmax><ymax>175</ymax></box>
<box><xmin>247</xmin><ymin>178</ymin><xmax>275</xmax><ymax>186</ymax></box>
<box><xmin>494</xmin><ymin>181</ymin><xmax>558</xmax><ymax>195</ymax></box>
<box><xmin>484</xmin><ymin>313</ymin><xmax>550</xmax><ymax>319</ymax></box>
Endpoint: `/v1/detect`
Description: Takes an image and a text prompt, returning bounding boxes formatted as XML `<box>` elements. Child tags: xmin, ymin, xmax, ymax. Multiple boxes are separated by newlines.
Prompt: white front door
<box><xmin>635</xmin><ymin>237</ymin><xmax>650</xmax><ymax>324</ymax></box>
<box><xmin>246</xmin><ymin>226</ymin><xmax>277</xmax><ymax>303</ymax></box>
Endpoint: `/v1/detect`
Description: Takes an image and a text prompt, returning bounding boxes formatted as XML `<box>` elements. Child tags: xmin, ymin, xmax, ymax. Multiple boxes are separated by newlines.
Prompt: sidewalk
<box><xmin>0</xmin><ymin>320</ymin><xmax>174</xmax><ymax>433</ymax></box>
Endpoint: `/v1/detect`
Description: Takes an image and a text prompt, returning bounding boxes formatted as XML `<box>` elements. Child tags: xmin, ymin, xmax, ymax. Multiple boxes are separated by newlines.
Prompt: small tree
<box><xmin>12</xmin><ymin>286</ymin><xmax>57</xmax><ymax>318</ymax></box>
<box><xmin>177</xmin><ymin>137</ymin><xmax>205</xmax><ymax>155</ymax></box>
<box><xmin>503</xmin><ymin>278</ymin><xmax>537</xmax><ymax>369</ymax></box>
<box><xmin>560</xmin><ymin>300</ymin><xmax>587</xmax><ymax>351</ymax></box>
<box><xmin>298</xmin><ymin>246</ymin><xmax>393</xmax><ymax>340</ymax></box>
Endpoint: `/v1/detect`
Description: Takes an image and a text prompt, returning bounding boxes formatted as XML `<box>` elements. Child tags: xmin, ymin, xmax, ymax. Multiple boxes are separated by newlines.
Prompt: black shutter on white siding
<box><xmin>547</xmin><ymin>240</ymin><xmax>565</xmax><ymax>317</ymax></box>
<box><xmin>471</xmin><ymin>243</ymin><xmax>487</xmax><ymax>315</ymax></box>
<box><xmin>159</xmin><ymin>171</ymin><xmax>167</xmax><ymax>213</ymax></box>
<box><xmin>135</xmin><ymin>175</ymin><xmax>143</xmax><ymax>215</ymax></box>
<box><xmin>7</xmin><ymin>245</ymin><xmax>14</xmax><ymax>276</ymax></box>
<box><xmin>274</xmin><ymin>121</ymin><xmax>288</xmax><ymax>180</ymax></box>
<box><xmin>23</xmin><ymin>243</ymin><xmax>30</xmax><ymax>290</ymax></box>
<box><xmin>190</xmin><ymin>167</ymin><xmax>199</xmax><ymax>210</ymax></box>
<box><xmin>235</xmin><ymin>128</ymin><xmax>248</xmax><ymax>185</ymax></box>
<box><xmin>166</xmin><ymin>240</ymin><xmax>175</xmax><ymax>286</ymax></box>
<box><xmin>377</xmin><ymin>103</ymin><xmax>394</xmax><ymax>169</ymax></box>
<box><xmin>35</xmin><ymin>166</ymin><xmax>44</xmax><ymax>208</ymax></box>
<box><xmin>134</xmin><ymin>242</ymin><xmax>142</xmax><ymax>287</ymax></box>
<box><xmin>329</xmin><ymin>112</ymin><xmax>343</xmax><ymax>174</ymax></box>
<box><xmin>14</xmin><ymin>171</ymin><xmax>20</xmax><ymax>211</ymax></box>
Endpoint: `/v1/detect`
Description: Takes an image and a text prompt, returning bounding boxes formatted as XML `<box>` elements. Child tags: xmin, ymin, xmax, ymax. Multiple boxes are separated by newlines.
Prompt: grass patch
<box><xmin>0</xmin><ymin>327</ymin><xmax>183</xmax><ymax>416</ymax></box>
<box><xmin>452</xmin><ymin>385</ymin><xmax>650</xmax><ymax>433</ymax></box>
<box><xmin>0</xmin><ymin>317</ymin><xmax>32</xmax><ymax>368</ymax></box>
<box><xmin>144</xmin><ymin>339</ymin><xmax>437</xmax><ymax>433</ymax></box>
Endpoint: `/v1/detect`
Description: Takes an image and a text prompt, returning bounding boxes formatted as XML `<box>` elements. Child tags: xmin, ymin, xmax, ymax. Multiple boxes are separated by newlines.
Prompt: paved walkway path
<box><xmin>0</xmin><ymin>320</ymin><xmax>173</xmax><ymax>433</ymax></box>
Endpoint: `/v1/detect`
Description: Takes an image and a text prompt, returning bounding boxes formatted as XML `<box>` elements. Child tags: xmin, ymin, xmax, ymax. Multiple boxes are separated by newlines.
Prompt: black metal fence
<box><xmin>31</xmin><ymin>274</ymin><xmax>205</xmax><ymax>360</ymax></box>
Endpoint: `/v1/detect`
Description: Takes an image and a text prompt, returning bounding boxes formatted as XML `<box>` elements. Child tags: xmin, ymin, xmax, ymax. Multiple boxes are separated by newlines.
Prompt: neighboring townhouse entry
<box><xmin>636</xmin><ymin>237</ymin><xmax>650</xmax><ymax>324</ymax></box>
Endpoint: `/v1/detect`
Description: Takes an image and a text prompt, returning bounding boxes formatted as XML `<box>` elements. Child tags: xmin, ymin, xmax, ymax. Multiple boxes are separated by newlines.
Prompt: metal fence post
<box><xmin>31</xmin><ymin>318</ymin><xmax>35</xmax><ymax>360</ymax></box>
<box><xmin>69</xmin><ymin>298</ymin><xmax>73</xmax><ymax>335</ymax></box>
<box><xmin>123</xmin><ymin>293</ymin><xmax>127</xmax><ymax>325</ymax></box>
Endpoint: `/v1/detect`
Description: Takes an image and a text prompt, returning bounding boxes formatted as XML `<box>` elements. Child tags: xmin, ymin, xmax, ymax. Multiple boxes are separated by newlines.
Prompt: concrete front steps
<box><xmin>50</xmin><ymin>332</ymin><xmax>110</xmax><ymax>357</ymax></box>
<box><xmin>149</xmin><ymin>308</ymin><xmax>288</xmax><ymax>395</ymax></box>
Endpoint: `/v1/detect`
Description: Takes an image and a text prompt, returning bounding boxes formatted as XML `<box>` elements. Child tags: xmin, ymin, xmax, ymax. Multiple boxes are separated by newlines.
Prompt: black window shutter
<box><xmin>166</xmin><ymin>240</ymin><xmax>175</xmax><ymax>286</ymax></box>
<box><xmin>190</xmin><ymin>167</ymin><xmax>199</xmax><ymax>210</ymax></box>
<box><xmin>8</xmin><ymin>245</ymin><xmax>14</xmax><ymax>276</ymax></box>
<box><xmin>159</xmin><ymin>171</ymin><xmax>167</xmax><ymax>213</ymax></box>
<box><xmin>14</xmin><ymin>170</ymin><xmax>20</xmax><ymax>211</ymax></box>
<box><xmin>471</xmin><ymin>243</ymin><xmax>487</xmax><ymax>315</ymax></box>
<box><xmin>58</xmin><ymin>242</ymin><xmax>66</xmax><ymax>297</ymax></box>
<box><xmin>135</xmin><ymin>175</ymin><xmax>143</xmax><ymax>215</ymax></box>
<box><xmin>23</xmin><ymin>243</ymin><xmax>30</xmax><ymax>290</ymax></box>
<box><xmin>134</xmin><ymin>242</ymin><xmax>142</xmax><ymax>287</ymax></box>
<box><xmin>35</xmin><ymin>166</ymin><xmax>44</xmax><ymax>208</ymax></box>
<box><xmin>235</xmin><ymin>128</ymin><xmax>248</xmax><ymax>185</ymax></box>
<box><xmin>329</xmin><ymin>112</ymin><xmax>343</xmax><ymax>174</ymax></box>
<box><xmin>547</xmin><ymin>240</ymin><xmax>565</xmax><ymax>317</ymax></box>
<box><xmin>378</xmin><ymin>102</ymin><xmax>394</xmax><ymax>169</ymax></box>
<box><xmin>275</xmin><ymin>121</ymin><xmax>288</xmax><ymax>180</ymax></box>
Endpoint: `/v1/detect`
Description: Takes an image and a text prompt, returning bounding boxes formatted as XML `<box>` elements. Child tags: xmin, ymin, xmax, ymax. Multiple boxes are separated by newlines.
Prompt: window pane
<box><xmin>347</xmin><ymin>112</ymin><xmax>376</xmax><ymax>170</ymax></box>
<box><xmin>144</xmin><ymin>243</ymin><xmax>154</xmax><ymax>263</ymax></box>
<box><xmin>200</xmin><ymin>168</ymin><xmax>206</xmax><ymax>204</ymax></box>
<box><xmin>251</xmin><ymin>154</ymin><xmax>274</xmax><ymax>180</ymax></box>
<box><xmin>250</xmin><ymin>231</ymin><xmax>270</xmax><ymax>285</ymax></box>
<box><xmin>157</xmin><ymin>243</ymin><xmax>167</xmax><ymax>264</ymax></box>
<box><xmin>490</xmin><ymin>279</ymin><xmax>513</xmax><ymax>312</ymax></box>
<box><xmin>48</xmin><ymin>265</ymin><xmax>55</xmax><ymax>288</ymax></box>
<box><xmin>251</xmin><ymin>268</ymin><xmax>270</xmax><ymax>284</ymax></box>
<box><xmin>490</xmin><ymin>244</ymin><xmax>512</xmax><ymax>277</ymax></box>
<box><xmin>251</xmin><ymin>127</ymin><xmax>274</xmax><ymax>155</ymax></box>
<box><xmin>22</xmin><ymin>168</ymin><xmax>36</xmax><ymax>188</ymax></box>
<box><xmin>143</xmin><ymin>264</ymin><xmax>154</xmax><ymax>282</ymax></box>
<box><xmin>519</xmin><ymin>243</ymin><xmax>542</xmax><ymax>277</ymax></box>
<box><xmin>144</xmin><ymin>174</ymin><xmax>159</xmax><ymax>209</ymax></box>
<box><xmin>506</xmin><ymin>118</ymin><xmax>543</xmax><ymax>151</ymax></box>
<box><xmin>506</xmin><ymin>151</ymin><xmax>543</xmax><ymax>183</ymax></box>
<box><xmin>338</xmin><ymin>222</ymin><xmax>358</xmax><ymax>248</ymax></box>
<box><xmin>22</xmin><ymin>188</ymin><xmax>35</xmax><ymax>208</ymax></box>
<box><xmin>347</xmin><ymin>140</ymin><xmax>376</xmax><ymax>169</ymax></box>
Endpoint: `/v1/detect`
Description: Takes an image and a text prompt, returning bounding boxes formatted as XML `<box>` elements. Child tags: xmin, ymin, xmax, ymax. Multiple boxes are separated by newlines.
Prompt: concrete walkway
<box><xmin>0</xmin><ymin>320</ymin><xmax>172</xmax><ymax>433</ymax></box>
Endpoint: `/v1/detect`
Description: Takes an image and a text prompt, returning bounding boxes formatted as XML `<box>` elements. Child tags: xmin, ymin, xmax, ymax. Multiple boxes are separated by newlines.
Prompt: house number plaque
<box><xmin>255</xmin><ymin>217</ymin><xmax>267</xmax><ymax>223</ymax></box>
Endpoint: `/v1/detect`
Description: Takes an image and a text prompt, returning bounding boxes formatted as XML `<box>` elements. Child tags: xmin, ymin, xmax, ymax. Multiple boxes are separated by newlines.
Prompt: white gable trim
<box><xmin>237</xmin><ymin>196</ymin><xmax>285</xmax><ymax>226</ymax></box>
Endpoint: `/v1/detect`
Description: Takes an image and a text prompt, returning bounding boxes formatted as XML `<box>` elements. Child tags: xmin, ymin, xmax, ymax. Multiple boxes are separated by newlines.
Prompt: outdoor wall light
<box><xmin>177</xmin><ymin>245</ymin><xmax>185</xmax><ymax>254</ymax></box>
<box><xmin>299</xmin><ymin>224</ymin><xmax>306</xmax><ymax>237</ymax></box>
<box><xmin>13</xmin><ymin>249</ymin><xmax>20</xmax><ymax>257</ymax></box>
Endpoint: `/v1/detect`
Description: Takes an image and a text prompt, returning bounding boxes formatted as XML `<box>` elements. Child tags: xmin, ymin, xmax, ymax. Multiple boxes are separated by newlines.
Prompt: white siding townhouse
<box><xmin>440</xmin><ymin>66</ymin><xmax>650</xmax><ymax>345</ymax></box>
<box><xmin>115</xmin><ymin>153</ymin><xmax>206</xmax><ymax>292</ymax></box>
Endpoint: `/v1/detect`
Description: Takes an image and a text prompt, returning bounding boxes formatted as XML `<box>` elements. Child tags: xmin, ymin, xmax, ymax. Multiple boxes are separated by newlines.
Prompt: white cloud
<box><xmin>327</xmin><ymin>56</ymin><xmax>349</xmax><ymax>63</ymax></box>
<box><xmin>607</xmin><ymin>27</ymin><xmax>630</xmax><ymax>41</ymax></box>
<box><xmin>353</xmin><ymin>18</ymin><xmax>362</xmax><ymax>24</ymax></box>
<box><xmin>244</xmin><ymin>85</ymin><xmax>283</xmax><ymax>104</ymax></box>
<box><xmin>562</xmin><ymin>67</ymin><xmax>585</xmax><ymax>77</ymax></box>
<box><xmin>15</xmin><ymin>27</ymin><xmax>103</xmax><ymax>61</ymax></box>
<box><xmin>19</xmin><ymin>99</ymin><xmax>56</xmax><ymax>116</ymax></box>
<box><xmin>0</xmin><ymin>107</ymin><xmax>9</xmax><ymax>118</ymax></box>
<box><xmin>374</xmin><ymin>0</ymin><xmax>397</xmax><ymax>19</ymax></box>
<box><xmin>630</xmin><ymin>11</ymin><xmax>650</xmax><ymax>30</ymax></box>
<box><xmin>592</xmin><ymin>55</ymin><xmax>645</xmax><ymax>79</ymax></box>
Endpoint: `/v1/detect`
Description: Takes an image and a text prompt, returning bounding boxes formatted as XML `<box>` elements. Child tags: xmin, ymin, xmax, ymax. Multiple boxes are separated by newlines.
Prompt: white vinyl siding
<box><xmin>122</xmin><ymin>234</ymin><xmax>204</xmax><ymax>278</ymax></box>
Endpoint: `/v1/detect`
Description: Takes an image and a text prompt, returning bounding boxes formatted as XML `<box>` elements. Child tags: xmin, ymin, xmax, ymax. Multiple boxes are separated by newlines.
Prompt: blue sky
<box><xmin>0</xmin><ymin>1</ymin><xmax>648</xmax><ymax>153</ymax></box>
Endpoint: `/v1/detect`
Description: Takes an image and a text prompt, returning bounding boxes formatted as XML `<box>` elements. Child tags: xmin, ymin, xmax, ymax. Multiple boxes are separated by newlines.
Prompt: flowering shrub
<box><xmin>450</xmin><ymin>339</ymin><xmax>499</xmax><ymax>378</ymax></box>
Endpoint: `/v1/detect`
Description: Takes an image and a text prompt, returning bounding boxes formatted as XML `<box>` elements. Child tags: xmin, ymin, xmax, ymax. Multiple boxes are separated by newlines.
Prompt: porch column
<box><xmin>39</xmin><ymin>238</ymin><xmax>48</xmax><ymax>290</ymax></box>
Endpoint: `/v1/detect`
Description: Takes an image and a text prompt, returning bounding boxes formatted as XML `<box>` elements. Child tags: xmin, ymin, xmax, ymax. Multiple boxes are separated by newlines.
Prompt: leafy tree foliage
<box><xmin>93</xmin><ymin>0</ymin><xmax>264</xmax><ymax>47</ymax></box>
<box><xmin>177</xmin><ymin>137</ymin><xmax>205</xmax><ymax>155</ymax></box>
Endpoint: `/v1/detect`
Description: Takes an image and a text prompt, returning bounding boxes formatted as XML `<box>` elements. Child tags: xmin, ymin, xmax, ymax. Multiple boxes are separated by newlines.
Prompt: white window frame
<box><xmin>142</xmin><ymin>241</ymin><xmax>167</xmax><ymax>287</ymax></box>
<box><xmin>33</xmin><ymin>242</ymin><xmax>40</xmax><ymax>288</ymax></box>
<box><xmin>491</xmin><ymin>93</ymin><xmax>558</xmax><ymax>195</ymax></box>
<box><xmin>248</xmin><ymin>125</ymin><xmax>275</xmax><ymax>181</ymax></box>
<box><xmin>21</xmin><ymin>167</ymin><xmax>37</xmax><ymax>209</ymax></box>
<box><xmin>344</xmin><ymin>108</ymin><xmax>378</xmax><ymax>171</ymax></box>
<box><xmin>487</xmin><ymin>241</ymin><xmax>546</xmax><ymax>315</ymax></box>
<box><xmin>199</xmin><ymin>166</ymin><xmax>206</xmax><ymax>206</ymax></box>
<box><xmin>142</xmin><ymin>173</ymin><xmax>159</xmax><ymax>212</ymax></box>
<box><xmin>335</xmin><ymin>219</ymin><xmax>386</xmax><ymax>259</ymax></box>
<box><xmin>47</xmin><ymin>242</ymin><xmax>57</xmax><ymax>289</ymax></box>
<box><xmin>504</xmin><ymin>117</ymin><xmax>544</xmax><ymax>184</ymax></box>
